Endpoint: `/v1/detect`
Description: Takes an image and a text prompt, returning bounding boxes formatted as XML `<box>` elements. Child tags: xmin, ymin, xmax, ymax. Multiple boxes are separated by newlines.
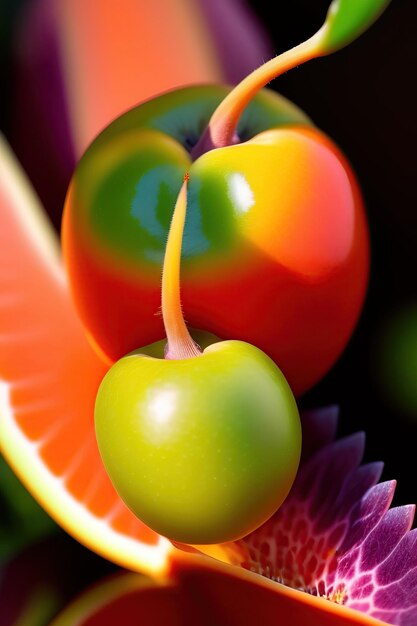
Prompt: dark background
<box><xmin>246</xmin><ymin>0</ymin><xmax>417</xmax><ymax>507</ymax></box>
<box><xmin>0</xmin><ymin>0</ymin><xmax>416</xmax><ymax>509</ymax></box>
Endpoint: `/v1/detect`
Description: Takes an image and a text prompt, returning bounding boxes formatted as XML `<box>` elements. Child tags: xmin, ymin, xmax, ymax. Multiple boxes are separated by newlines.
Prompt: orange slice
<box><xmin>0</xmin><ymin>135</ymin><xmax>173</xmax><ymax>576</ymax></box>
<box><xmin>55</xmin><ymin>0</ymin><xmax>223</xmax><ymax>156</ymax></box>
<box><xmin>48</xmin><ymin>559</ymin><xmax>386</xmax><ymax>626</ymax></box>
<box><xmin>48</xmin><ymin>573</ymin><xmax>195</xmax><ymax>626</ymax></box>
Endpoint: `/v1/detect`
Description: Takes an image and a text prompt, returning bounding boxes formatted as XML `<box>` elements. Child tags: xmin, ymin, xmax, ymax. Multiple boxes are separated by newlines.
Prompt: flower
<box><xmin>240</xmin><ymin>407</ymin><xmax>417</xmax><ymax>625</ymax></box>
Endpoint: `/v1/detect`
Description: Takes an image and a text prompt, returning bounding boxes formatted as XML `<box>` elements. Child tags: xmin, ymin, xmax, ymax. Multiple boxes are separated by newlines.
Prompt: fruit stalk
<box><xmin>192</xmin><ymin>35</ymin><xmax>321</xmax><ymax>157</ymax></box>
<box><xmin>162</xmin><ymin>173</ymin><xmax>201</xmax><ymax>359</ymax></box>
<box><xmin>192</xmin><ymin>0</ymin><xmax>391</xmax><ymax>157</ymax></box>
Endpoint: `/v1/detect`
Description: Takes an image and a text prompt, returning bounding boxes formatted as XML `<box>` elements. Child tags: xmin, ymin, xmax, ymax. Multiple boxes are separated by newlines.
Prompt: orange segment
<box><xmin>168</xmin><ymin>552</ymin><xmax>388</xmax><ymax>626</ymax></box>
<box><xmin>49</xmin><ymin>555</ymin><xmax>388</xmax><ymax>626</ymax></box>
<box><xmin>0</xmin><ymin>136</ymin><xmax>173</xmax><ymax>575</ymax></box>
<box><xmin>49</xmin><ymin>572</ymin><xmax>202</xmax><ymax>626</ymax></box>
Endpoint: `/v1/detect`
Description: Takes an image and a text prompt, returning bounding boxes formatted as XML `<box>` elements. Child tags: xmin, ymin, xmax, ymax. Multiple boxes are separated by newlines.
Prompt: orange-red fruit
<box><xmin>62</xmin><ymin>86</ymin><xmax>369</xmax><ymax>395</ymax></box>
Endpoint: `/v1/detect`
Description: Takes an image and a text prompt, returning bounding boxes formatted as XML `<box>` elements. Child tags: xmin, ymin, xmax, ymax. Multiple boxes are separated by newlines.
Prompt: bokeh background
<box><xmin>0</xmin><ymin>0</ymin><xmax>416</xmax><ymax>596</ymax></box>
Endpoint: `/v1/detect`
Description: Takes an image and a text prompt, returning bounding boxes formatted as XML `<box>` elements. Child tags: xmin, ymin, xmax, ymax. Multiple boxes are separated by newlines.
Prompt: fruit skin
<box><xmin>63</xmin><ymin>85</ymin><xmax>369</xmax><ymax>394</ymax></box>
<box><xmin>94</xmin><ymin>338</ymin><xmax>301</xmax><ymax>545</ymax></box>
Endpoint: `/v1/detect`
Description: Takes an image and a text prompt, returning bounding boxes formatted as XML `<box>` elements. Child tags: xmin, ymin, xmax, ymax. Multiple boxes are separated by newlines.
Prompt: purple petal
<box><xmin>328</xmin><ymin>505</ymin><xmax>416</xmax><ymax>621</ymax></box>
<box><xmin>240</xmin><ymin>427</ymin><xmax>369</xmax><ymax>594</ymax></box>
<box><xmin>333</xmin><ymin>462</ymin><xmax>384</xmax><ymax>520</ymax></box>
<box><xmin>340</xmin><ymin>481</ymin><xmax>396</xmax><ymax>553</ymax></box>
<box><xmin>295</xmin><ymin>433</ymin><xmax>365</xmax><ymax>512</ymax></box>
<box><xmin>375</xmin><ymin>570</ymin><xmax>417</xmax><ymax>610</ymax></box>
<box><xmin>377</xmin><ymin>528</ymin><xmax>417</xmax><ymax>584</ymax></box>
<box><xmin>197</xmin><ymin>0</ymin><xmax>273</xmax><ymax>84</ymax></box>
<box><xmin>11</xmin><ymin>0</ymin><xmax>75</xmax><ymax>225</ymax></box>
<box><xmin>398</xmin><ymin>606</ymin><xmax>417</xmax><ymax>626</ymax></box>
<box><xmin>371</xmin><ymin>610</ymin><xmax>399</xmax><ymax>624</ymax></box>
<box><xmin>360</xmin><ymin>506</ymin><xmax>415</xmax><ymax>571</ymax></box>
<box><xmin>349</xmin><ymin>573</ymin><xmax>373</xmax><ymax>600</ymax></box>
<box><xmin>300</xmin><ymin>405</ymin><xmax>339</xmax><ymax>462</ymax></box>
<box><xmin>239</xmin><ymin>416</ymin><xmax>417</xmax><ymax>626</ymax></box>
<box><xmin>10</xmin><ymin>0</ymin><xmax>272</xmax><ymax>222</ymax></box>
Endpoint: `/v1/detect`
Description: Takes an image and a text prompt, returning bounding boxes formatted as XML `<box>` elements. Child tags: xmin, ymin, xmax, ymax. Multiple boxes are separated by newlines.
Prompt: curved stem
<box><xmin>162</xmin><ymin>174</ymin><xmax>201</xmax><ymax>359</ymax></box>
<box><xmin>192</xmin><ymin>0</ymin><xmax>391</xmax><ymax>158</ymax></box>
<box><xmin>192</xmin><ymin>31</ymin><xmax>323</xmax><ymax>158</ymax></box>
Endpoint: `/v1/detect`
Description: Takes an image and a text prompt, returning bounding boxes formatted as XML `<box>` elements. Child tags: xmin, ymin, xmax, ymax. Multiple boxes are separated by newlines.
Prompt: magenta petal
<box><xmin>377</xmin><ymin>528</ymin><xmax>417</xmax><ymax>584</ymax></box>
<box><xmin>375</xmin><ymin>569</ymin><xmax>417</xmax><ymax>609</ymax></box>
<box><xmin>370</xmin><ymin>527</ymin><xmax>417</xmax><ymax>624</ymax></box>
<box><xmin>340</xmin><ymin>481</ymin><xmax>396</xmax><ymax>553</ymax></box>
<box><xmin>350</xmin><ymin>601</ymin><xmax>373</xmax><ymax>613</ymax></box>
<box><xmin>360</xmin><ymin>506</ymin><xmax>415</xmax><ymax>571</ymax></box>
<box><xmin>373</xmin><ymin>568</ymin><xmax>417</xmax><ymax>625</ymax></box>
<box><xmin>331</xmin><ymin>504</ymin><xmax>415</xmax><ymax>621</ymax></box>
<box><xmin>398</xmin><ymin>605</ymin><xmax>417</xmax><ymax>626</ymax></box>
<box><xmin>369</xmin><ymin>610</ymin><xmax>399</xmax><ymax>623</ymax></box>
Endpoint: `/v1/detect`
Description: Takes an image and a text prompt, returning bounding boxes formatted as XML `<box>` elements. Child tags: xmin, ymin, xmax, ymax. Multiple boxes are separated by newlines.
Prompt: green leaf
<box><xmin>319</xmin><ymin>0</ymin><xmax>391</xmax><ymax>54</ymax></box>
<box><xmin>0</xmin><ymin>455</ymin><xmax>56</xmax><ymax>561</ymax></box>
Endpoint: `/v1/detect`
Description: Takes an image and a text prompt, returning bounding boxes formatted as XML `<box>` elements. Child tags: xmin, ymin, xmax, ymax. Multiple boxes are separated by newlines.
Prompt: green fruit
<box><xmin>95</xmin><ymin>338</ymin><xmax>301</xmax><ymax>545</ymax></box>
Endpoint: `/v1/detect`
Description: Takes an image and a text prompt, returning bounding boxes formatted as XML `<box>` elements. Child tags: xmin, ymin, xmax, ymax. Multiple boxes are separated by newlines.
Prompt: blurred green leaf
<box><xmin>0</xmin><ymin>455</ymin><xmax>56</xmax><ymax>561</ymax></box>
